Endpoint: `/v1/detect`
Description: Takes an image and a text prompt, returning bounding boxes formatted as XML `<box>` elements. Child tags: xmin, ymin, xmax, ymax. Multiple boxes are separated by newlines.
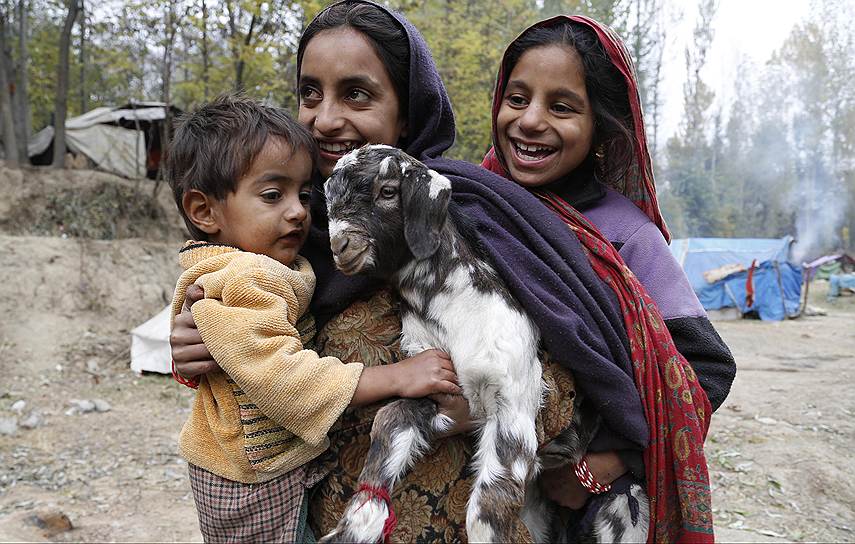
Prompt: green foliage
<box><xmin>658</xmin><ymin>0</ymin><xmax>854</xmax><ymax>255</ymax></box>
<box><xmin>16</xmin><ymin>0</ymin><xmax>853</xmax><ymax>253</ymax></box>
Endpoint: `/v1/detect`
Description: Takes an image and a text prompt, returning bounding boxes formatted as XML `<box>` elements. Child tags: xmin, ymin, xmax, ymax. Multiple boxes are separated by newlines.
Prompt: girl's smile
<box><xmin>496</xmin><ymin>44</ymin><xmax>594</xmax><ymax>188</ymax></box>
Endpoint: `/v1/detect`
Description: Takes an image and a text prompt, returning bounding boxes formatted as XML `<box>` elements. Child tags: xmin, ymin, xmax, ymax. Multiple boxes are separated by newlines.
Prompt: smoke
<box><xmin>789</xmin><ymin>116</ymin><xmax>849</xmax><ymax>263</ymax></box>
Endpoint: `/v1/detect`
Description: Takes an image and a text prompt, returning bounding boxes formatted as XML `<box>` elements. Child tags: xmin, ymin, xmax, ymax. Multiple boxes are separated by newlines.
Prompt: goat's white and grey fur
<box><xmin>319</xmin><ymin>145</ymin><xmax>648</xmax><ymax>543</ymax></box>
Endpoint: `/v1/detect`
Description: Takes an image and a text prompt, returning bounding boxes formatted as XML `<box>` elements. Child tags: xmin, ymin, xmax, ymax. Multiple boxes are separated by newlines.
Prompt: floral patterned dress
<box><xmin>308</xmin><ymin>288</ymin><xmax>578</xmax><ymax>543</ymax></box>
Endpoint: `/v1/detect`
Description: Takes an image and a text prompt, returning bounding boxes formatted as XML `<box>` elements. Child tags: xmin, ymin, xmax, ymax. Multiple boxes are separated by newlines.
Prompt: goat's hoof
<box><xmin>318</xmin><ymin>526</ymin><xmax>379</xmax><ymax>544</ymax></box>
<box><xmin>321</xmin><ymin>491</ymin><xmax>389</xmax><ymax>543</ymax></box>
<box><xmin>466</xmin><ymin>518</ymin><xmax>497</xmax><ymax>543</ymax></box>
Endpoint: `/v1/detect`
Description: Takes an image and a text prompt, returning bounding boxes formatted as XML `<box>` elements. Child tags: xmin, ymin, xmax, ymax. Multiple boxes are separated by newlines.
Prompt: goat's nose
<box><xmin>330</xmin><ymin>234</ymin><xmax>349</xmax><ymax>255</ymax></box>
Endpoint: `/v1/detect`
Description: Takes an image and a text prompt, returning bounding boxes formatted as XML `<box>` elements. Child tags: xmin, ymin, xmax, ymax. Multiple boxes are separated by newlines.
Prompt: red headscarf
<box><xmin>482</xmin><ymin>15</ymin><xmax>670</xmax><ymax>243</ymax></box>
<box><xmin>483</xmin><ymin>16</ymin><xmax>715</xmax><ymax>543</ymax></box>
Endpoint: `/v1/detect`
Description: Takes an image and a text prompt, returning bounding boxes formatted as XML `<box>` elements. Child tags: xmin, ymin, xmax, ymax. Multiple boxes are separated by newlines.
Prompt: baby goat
<box><xmin>320</xmin><ymin>145</ymin><xmax>647</xmax><ymax>543</ymax></box>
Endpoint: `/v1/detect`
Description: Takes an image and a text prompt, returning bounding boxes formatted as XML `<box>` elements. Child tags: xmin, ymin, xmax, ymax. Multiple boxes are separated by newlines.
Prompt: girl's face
<box><xmin>496</xmin><ymin>44</ymin><xmax>594</xmax><ymax>188</ymax></box>
<box><xmin>298</xmin><ymin>27</ymin><xmax>408</xmax><ymax>178</ymax></box>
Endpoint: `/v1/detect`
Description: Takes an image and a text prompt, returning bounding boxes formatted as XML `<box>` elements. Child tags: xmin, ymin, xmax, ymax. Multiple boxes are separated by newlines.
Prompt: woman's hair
<box><xmin>502</xmin><ymin>22</ymin><xmax>635</xmax><ymax>187</ymax></box>
<box><xmin>298</xmin><ymin>1</ymin><xmax>410</xmax><ymax>119</ymax></box>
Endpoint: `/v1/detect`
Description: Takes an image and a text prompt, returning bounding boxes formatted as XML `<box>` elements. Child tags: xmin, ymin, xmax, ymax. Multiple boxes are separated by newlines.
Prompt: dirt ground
<box><xmin>0</xmin><ymin>166</ymin><xmax>853</xmax><ymax>543</ymax></box>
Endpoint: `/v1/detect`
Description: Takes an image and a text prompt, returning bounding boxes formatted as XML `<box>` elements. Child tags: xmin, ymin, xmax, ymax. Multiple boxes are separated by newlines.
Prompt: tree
<box><xmin>0</xmin><ymin>7</ymin><xmax>17</xmax><ymax>167</ymax></box>
<box><xmin>11</xmin><ymin>0</ymin><xmax>30</xmax><ymax>162</ymax></box>
<box><xmin>51</xmin><ymin>0</ymin><xmax>81</xmax><ymax>168</ymax></box>
<box><xmin>661</xmin><ymin>0</ymin><xmax>719</xmax><ymax>237</ymax></box>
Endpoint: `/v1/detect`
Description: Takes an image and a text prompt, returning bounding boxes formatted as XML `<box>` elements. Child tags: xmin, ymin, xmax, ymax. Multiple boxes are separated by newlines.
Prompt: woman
<box><xmin>173</xmin><ymin>2</ymin><xmax>731</xmax><ymax>541</ymax></box>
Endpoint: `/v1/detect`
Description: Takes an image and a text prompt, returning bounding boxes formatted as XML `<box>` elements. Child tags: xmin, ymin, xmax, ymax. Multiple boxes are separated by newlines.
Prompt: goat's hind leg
<box><xmin>592</xmin><ymin>483</ymin><xmax>650</xmax><ymax>544</ymax></box>
<box><xmin>319</xmin><ymin>398</ymin><xmax>449</xmax><ymax>544</ymax></box>
<box><xmin>466</xmin><ymin>392</ymin><xmax>540</xmax><ymax>543</ymax></box>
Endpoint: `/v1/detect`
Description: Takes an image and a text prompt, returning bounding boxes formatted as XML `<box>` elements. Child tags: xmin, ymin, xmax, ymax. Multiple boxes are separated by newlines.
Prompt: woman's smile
<box><xmin>298</xmin><ymin>27</ymin><xmax>407</xmax><ymax>178</ymax></box>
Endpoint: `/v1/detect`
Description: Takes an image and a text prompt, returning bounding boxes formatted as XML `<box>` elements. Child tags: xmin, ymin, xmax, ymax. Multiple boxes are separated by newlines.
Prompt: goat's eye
<box><xmin>379</xmin><ymin>186</ymin><xmax>398</xmax><ymax>199</ymax></box>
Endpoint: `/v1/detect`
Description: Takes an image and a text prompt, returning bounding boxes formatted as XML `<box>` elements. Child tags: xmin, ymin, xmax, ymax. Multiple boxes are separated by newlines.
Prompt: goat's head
<box><xmin>324</xmin><ymin>145</ymin><xmax>452</xmax><ymax>277</ymax></box>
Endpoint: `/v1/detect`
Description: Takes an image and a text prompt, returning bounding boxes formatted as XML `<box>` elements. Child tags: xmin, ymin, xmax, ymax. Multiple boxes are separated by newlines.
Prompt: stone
<box><xmin>29</xmin><ymin>509</ymin><xmax>73</xmax><ymax>537</ymax></box>
<box><xmin>0</xmin><ymin>417</ymin><xmax>17</xmax><ymax>436</ymax></box>
<box><xmin>68</xmin><ymin>399</ymin><xmax>95</xmax><ymax>414</ymax></box>
<box><xmin>19</xmin><ymin>412</ymin><xmax>43</xmax><ymax>429</ymax></box>
<box><xmin>92</xmin><ymin>399</ymin><xmax>111</xmax><ymax>412</ymax></box>
<box><xmin>10</xmin><ymin>400</ymin><xmax>26</xmax><ymax>413</ymax></box>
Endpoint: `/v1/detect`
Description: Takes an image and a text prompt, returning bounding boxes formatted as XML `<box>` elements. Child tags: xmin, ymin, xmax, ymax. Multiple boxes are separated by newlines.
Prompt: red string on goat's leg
<box><xmin>356</xmin><ymin>483</ymin><xmax>398</xmax><ymax>544</ymax></box>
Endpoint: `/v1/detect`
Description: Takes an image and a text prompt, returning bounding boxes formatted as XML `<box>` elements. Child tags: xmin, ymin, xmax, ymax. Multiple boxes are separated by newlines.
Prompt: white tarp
<box><xmin>66</xmin><ymin>124</ymin><xmax>145</xmax><ymax>178</ymax></box>
<box><xmin>27</xmin><ymin>103</ymin><xmax>168</xmax><ymax>178</ymax></box>
<box><xmin>130</xmin><ymin>305</ymin><xmax>172</xmax><ymax>375</ymax></box>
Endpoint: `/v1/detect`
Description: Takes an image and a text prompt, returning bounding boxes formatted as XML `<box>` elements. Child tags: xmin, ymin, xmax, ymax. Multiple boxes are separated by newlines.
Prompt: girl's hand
<box><xmin>540</xmin><ymin>450</ymin><xmax>628</xmax><ymax>509</ymax></box>
<box><xmin>430</xmin><ymin>393</ymin><xmax>477</xmax><ymax>437</ymax></box>
<box><xmin>393</xmin><ymin>349</ymin><xmax>462</xmax><ymax>398</ymax></box>
<box><xmin>170</xmin><ymin>284</ymin><xmax>220</xmax><ymax>379</ymax></box>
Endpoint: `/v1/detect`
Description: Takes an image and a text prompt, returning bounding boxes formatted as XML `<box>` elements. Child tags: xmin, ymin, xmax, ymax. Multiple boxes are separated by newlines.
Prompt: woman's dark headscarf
<box><xmin>299</xmin><ymin>0</ymin><xmax>648</xmax><ymax>449</ymax></box>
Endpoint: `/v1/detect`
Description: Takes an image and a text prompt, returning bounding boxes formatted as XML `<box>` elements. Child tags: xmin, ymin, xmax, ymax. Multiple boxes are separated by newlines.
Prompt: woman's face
<box><xmin>298</xmin><ymin>27</ymin><xmax>408</xmax><ymax>178</ymax></box>
<box><xmin>496</xmin><ymin>44</ymin><xmax>594</xmax><ymax>188</ymax></box>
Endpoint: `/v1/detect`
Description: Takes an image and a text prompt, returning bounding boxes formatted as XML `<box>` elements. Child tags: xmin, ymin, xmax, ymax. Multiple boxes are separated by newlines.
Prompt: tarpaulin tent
<box><xmin>802</xmin><ymin>253</ymin><xmax>855</xmax><ymax>281</ymax></box>
<box><xmin>669</xmin><ymin>236</ymin><xmax>802</xmax><ymax>321</ymax></box>
<box><xmin>28</xmin><ymin>102</ymin><xmax>181</xmax><ymax>179</ymax></box>
<box><xmin>129</xmin><ymin>305</ymin><xmax>172</xmax><ymax>375</ymax></box>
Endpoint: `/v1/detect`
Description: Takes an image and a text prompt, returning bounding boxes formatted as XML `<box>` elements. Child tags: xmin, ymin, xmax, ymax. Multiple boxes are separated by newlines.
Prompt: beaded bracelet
<box><xmin>574</xmin><ymin>456</ymin><xmax>612</xmax><ymax>494</ymax></box>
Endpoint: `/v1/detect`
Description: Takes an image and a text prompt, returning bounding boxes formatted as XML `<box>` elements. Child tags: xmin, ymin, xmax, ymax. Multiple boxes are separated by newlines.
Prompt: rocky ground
<box><xmin>0</xmin><ymin>166</ymin><xmax>853</xmax><ymax>542</ymax></box>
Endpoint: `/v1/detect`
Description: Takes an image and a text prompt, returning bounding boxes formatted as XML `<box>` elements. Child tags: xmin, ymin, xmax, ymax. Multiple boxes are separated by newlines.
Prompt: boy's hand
<box><xmin>393</xmin><ymin>349</ymin><xmax>462</xmax><ymax>398</ymax></box>
<box><xmin>171</xmin><ymin>284</ymin><xmax>220</xmax><ymax>378</ymax></box>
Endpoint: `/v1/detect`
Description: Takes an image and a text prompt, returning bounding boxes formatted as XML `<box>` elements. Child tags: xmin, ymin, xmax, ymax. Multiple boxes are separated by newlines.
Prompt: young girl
<box><xmin>481</xmin><ymin>16</ymin><xmax>735</xmax><ymax>542</ymax></box>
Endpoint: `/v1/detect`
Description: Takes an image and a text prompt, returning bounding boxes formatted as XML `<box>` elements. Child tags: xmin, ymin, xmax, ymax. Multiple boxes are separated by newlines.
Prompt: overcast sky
<box><xmin>658</xmin><ymin>0</ymin><xmax>811</xmax><ymax>143</ymax></box>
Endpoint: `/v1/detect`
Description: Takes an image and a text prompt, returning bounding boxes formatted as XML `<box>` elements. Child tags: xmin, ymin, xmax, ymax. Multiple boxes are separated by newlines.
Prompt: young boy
<box><xmin>166</xmin><ymin>95</ymin><xmax>459</xmax><ymax>543</ymax></box>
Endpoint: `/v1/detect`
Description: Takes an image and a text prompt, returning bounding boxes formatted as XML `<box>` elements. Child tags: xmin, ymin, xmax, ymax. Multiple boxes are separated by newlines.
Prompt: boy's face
<box><xmin>210</xmin><ymin>138</ymin><xmax>313</xmax><ymax>266</ymax></box>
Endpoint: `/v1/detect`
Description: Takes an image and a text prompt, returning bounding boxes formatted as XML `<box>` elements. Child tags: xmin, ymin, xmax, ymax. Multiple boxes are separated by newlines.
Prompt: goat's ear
<box><xmin>401</xmin><ymin>167</ymin><xmax>451</xmax><ymax>260</ymax></box>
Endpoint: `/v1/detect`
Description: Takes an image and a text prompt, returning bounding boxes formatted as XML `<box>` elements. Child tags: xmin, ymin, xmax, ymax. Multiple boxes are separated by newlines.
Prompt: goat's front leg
<box><xmin>319</xmin><ymin>398</ymin><xmax>451</xmax><ymax>544</ymax></box>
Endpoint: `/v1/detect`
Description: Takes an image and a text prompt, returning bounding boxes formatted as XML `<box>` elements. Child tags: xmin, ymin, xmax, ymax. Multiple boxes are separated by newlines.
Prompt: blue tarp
<box><xmin>669</xmin><ymin>237</ymin><xmax>802</xmax><ymax>321</ymax></box>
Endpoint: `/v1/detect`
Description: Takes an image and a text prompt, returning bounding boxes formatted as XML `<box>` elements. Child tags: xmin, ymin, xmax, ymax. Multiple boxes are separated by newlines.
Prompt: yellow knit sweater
<box><xmin>171</xmin><ymin>242</ymin><xmax>364</xmax><ymax>484</ymax></box>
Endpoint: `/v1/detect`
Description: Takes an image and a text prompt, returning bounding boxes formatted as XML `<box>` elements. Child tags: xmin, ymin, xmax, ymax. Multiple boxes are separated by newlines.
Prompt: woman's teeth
<box><xmin>513</xmin><ymin>141</ymin><xmax>555</xmax><ymax>161</ymax></box>
<box><xmin>319</xmin><ymin>142</ymin><xmax>359</xmax><ymax>154</ymax></box>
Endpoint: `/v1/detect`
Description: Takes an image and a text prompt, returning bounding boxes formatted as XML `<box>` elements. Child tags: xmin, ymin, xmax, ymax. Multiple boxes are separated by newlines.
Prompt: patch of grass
<box><xmin>4</xmin><ymin>182</ymin><xmax>172</xmax><ymax>240</ymax></box>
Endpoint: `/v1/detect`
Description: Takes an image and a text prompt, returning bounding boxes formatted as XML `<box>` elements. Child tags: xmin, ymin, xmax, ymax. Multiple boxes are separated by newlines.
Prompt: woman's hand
<box><xmin>540</xmin><ymin>450</ymin><xmax>628</xmax><ymax>510</ymax></box>
<box><xmin>430</xmin><ymin>393</ymin><xmax>476</xmax><ymax>437</ymax></box>
<box><xmin>393</xmin><ymin>349</ymin><xmax>462</xmax><ymax>398</ymax></box>
<box><xmin>170</xmin><ymin>284</ymin><xmax>220</xmax><ymax>379</ymax></box>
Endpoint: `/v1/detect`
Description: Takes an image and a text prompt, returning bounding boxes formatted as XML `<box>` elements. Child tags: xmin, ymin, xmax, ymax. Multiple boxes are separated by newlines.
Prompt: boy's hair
<box><xmin>165</xmin><ymin>94</ymin><xmax>318</xmax><ymax>240</ymax></box>
<box><xmin>502</xmin><ymin>22</ymin><xmax>635</xmax><ymax>190</ymax></box>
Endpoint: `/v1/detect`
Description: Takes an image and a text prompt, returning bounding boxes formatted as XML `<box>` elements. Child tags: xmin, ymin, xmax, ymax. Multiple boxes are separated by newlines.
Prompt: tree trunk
<box><xmin>12</xmin><ymin>0</ymin><xmax>29</xmax><ymax>163</ymax></box>
<box><xmin>158</xmin><ymin>0</ymin><xmax>177</xmax><ymax>181</ymax></box>
<box><xmin>52</xmin><ymin>0</ymin><xmax>80</xmax><ymax>168</ymax></box>
<box><xmin>201</xmin><ymin>0</ymin><xmax>209</xmax><ymax>99</ymax></box>
<box><xmin>0</xmin><ymin>11</ymin><xmax>18</xmax><ymax>168</ymax></box>
<box><xmin>78</xmin><ymin>5</ymin><xmax>86</xmax><ymax>114</ymax></box>
<box><xmin>234</xmin><ymin>12</ymin><xmax>257</xmax><ymax>92</ymax></box>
